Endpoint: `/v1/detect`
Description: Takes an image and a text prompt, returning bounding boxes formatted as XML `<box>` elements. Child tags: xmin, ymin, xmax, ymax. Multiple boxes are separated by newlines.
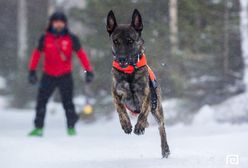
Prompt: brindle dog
<box><xmin>106</xmin><ymin>9</ymin><xmax>170</xmax><ymax>158</ymax></box>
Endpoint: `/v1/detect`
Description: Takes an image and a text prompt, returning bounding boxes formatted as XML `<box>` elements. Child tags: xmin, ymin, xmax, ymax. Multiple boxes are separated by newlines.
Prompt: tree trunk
<box><xmin>223</xmin><ymin>0</ymin><xmax>230</xmax><ymax>75</ymax></box>
<box><xmin>169</xmin><ymin>0</ymin><xmax>178</xmax><ymax>56</ymax></box>
<box><xmin>12</xmin><ymin>0</ymin><xmax>28</xmax><ymax>107</ymax></box>
<box><xmin>12</xmin><ymin>0</ymin><xmax>48</xmax><ymax>107</ymax></box>
<box><xmin>240</xmin><ymin>0</ymin><xmax>248</xmax><ymax>87</ymax></box>
<box><xmin>17</xmin><ymin>0</ymin><xmax>27</xmax><ymax>67</ymax></box>
<box><xmin>48</xmin><ymin>0</ymin><xmax>56</xmax><ymax>15</ymax></box>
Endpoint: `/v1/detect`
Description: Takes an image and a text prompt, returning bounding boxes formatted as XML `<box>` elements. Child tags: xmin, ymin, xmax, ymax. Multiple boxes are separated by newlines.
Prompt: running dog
<box><xmin>106</xmin><ymin>9</ymin><xmax>170</xmax><ymax>158</ymax></box>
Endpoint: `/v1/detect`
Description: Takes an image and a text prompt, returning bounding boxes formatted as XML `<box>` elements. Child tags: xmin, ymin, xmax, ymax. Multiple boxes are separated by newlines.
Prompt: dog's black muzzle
<box><xmin>117</xmin><ymin>55</ymin><xmax>129</xmax><ymax>68</ymax></box>
<box><xmin>113</xmin><ymin>52</ymin><xmax>142</xmax><ymax>68</ymax></box>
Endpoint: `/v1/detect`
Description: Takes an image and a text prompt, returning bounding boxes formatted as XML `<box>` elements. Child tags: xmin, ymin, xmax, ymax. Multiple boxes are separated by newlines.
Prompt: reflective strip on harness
<box><xmin>147</xmin><ymin>65</ymin><xmax>156</xmax><ymax>81</ymax></box>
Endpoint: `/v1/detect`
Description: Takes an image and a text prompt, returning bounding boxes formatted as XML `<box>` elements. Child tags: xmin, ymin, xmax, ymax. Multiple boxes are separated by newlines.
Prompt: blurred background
<box><xmin>0</xmin><ymin>0</ymin><xmax>247</xmax><ymax>125</ymax></box>
<box><xmin>1</xmin><ymin>1</ymin><xmax>248</xmax><ymax>167</ymax></box>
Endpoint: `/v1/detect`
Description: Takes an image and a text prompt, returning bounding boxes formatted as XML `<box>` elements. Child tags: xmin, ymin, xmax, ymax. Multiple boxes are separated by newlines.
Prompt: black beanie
<box><xmin>49</xmin><ymin>11</ymin><xmax>67</xmax><ymax>23</ymax></box>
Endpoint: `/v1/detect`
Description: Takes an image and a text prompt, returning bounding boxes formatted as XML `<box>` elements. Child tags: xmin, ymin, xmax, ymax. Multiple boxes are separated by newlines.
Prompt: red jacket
<box><xmin>29</xmin><ymin>32</ymin><xmax>93</xmax><ymax>76</ymax></box>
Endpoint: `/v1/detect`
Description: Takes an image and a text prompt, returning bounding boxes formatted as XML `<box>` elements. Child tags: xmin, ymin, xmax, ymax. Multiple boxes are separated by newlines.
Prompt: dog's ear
<box><xmin>106</xmin><ymin>10</ymin><xmax>117</xmax><ymax>36</ymax></box>
<box><xmin>131</xmin><ymin>9</ymin><xmax>143</xmax><ymax>33</ymax></box>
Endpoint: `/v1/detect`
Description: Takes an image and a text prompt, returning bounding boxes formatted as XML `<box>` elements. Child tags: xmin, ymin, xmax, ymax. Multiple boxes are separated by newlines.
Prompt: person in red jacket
<box><xmin>28</xmin><ymin>11</ymin><xmax>94</xmax><ymax>136</ymax></box>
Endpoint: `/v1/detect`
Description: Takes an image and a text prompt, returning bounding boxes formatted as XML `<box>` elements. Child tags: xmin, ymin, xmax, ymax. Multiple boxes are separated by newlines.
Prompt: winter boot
<box><xmin>28</xmin><ymin>128</ymin><xmax>43</xmax><ymax>137</ymax></box>
<box><xmin>67</xmin><ymin>127</ymin><xmax>77</xmax><ymax>136</ymax></box>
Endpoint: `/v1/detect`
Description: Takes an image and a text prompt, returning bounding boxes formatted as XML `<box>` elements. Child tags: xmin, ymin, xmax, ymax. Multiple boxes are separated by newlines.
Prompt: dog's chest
<box><xmin>112</xmin><ymin>67</ymin><xmax>149</xmax><ymax>113</ymax></box>
<box><xmin>115</xmin><ymin>75</ymin><xmax>147</xmax><ymax>94</ymax></box>
<box><xmin>121</xmin><ymin>80</ymin><xmax>142</xmax><ymax>113</ymax></box>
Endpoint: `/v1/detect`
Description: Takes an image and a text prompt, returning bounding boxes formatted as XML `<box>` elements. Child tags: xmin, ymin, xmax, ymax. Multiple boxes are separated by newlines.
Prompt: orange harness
<box><xmin>112</xmin><ymin>53</ymin><xmax>158</xmax><ymax>112</ymax></box>
<box><xmin>112</xmin><ymin>54</ymin><xmax>156</xmax><ymax>81</ymax></box>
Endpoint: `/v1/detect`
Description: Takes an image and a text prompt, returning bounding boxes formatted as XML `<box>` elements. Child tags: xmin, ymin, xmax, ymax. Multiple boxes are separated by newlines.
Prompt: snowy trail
<box><xmin>0</xmin><ymin>109</ymin><xmax>248</xmax><ymax>168</ymax></box>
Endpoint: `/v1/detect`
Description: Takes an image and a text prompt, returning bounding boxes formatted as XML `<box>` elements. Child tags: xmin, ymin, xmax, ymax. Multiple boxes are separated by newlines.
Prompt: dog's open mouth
<box><xmin>124</xmin><ymin>99</ymin><xmax>140</xmax><ymax>114</ymax></box>
<box><xmin>125</xmin><ymin>104</ymin><xmax>140</xmax><ymax>113</ymax></box>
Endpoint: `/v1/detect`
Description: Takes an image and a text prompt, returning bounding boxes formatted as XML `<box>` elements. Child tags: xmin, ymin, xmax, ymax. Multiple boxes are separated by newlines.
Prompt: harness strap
<box><xmin>112</xmin><ymin>54</ymin><xmax>147</xmax><ymax>74</ymax></box>
<box><xmin>112</xmin><ymin>53</ymin><xmax>158</xmax><ymax>111</ymax></box>
<box><xmin>54</xmin><ymin>39</ymin><xmax>67</xmax><ymax>61</ymax></box>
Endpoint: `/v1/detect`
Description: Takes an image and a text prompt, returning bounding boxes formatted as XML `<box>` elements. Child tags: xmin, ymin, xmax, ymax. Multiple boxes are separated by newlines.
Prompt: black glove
<box><xmin>85</xmin><ymin>71</ymin><xmax>94</xmax><ymax>84</ymax></box>
<box><xmin>28</xmin><ymin>71</ymin><xmax>38</xmax><ymax>85</ymax></box>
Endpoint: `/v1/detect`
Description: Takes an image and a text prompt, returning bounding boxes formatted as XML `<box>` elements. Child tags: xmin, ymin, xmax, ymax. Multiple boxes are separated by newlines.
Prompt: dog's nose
<box><xmin>118</xmin><ymin>56</ymin><xmax>126</xmax><ymax>62</ymax></box>
<box><xmin>117</xmin><ymin>55</ymin><xmax>129</xmax><ymax>68</ymax></box>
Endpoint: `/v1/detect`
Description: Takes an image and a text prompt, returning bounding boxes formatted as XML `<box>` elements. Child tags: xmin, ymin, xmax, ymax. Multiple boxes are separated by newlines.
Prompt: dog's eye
<box><xmin>127</xmin><ymin>39</ymin><xmax>134</xmax><ymax>44</ymax></box>
<box><xmin>113</xmin><ymin>40</ymin><xmax>119</xmax><ymax>45</ymax></box>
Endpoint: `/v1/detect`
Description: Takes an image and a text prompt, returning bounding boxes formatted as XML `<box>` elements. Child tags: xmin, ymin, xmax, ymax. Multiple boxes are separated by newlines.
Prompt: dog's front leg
<box><xmin>134</xmin><ymin>87</ymin><xmax>150</xmax><ymax>135</ymax></box>
<box><xmin>112</xmin><ymin>85</ymin><xmax>132</xmax><ymax>134</ymax></box>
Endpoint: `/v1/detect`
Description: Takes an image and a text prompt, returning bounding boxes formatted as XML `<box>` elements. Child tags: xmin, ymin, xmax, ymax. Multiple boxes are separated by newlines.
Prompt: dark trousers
<box><xmin>34</xmin><ymin>73</ymin><xmax>78</xmax><ymax>128</ymax></box>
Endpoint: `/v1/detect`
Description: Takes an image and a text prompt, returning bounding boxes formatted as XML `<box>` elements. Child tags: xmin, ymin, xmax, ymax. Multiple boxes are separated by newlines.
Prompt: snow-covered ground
<box><xmin>0</xmin><ymin>76</ymin><xmax>6</xmax><ymax>90</ymax></box>
<box><xmin>0</xmin><ymin>102</ymin><xmax>248</xmax><ymax>168</ymax></box>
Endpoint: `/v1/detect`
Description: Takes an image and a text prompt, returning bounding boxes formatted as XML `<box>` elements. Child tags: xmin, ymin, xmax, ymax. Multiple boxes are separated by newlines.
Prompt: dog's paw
<box><xmin>162</xmin><ymin>145</ymin><xmax>170</xmax><ymax>158</ymax></box>
<box><xmin>134</xmin><ymin>123</ymin><xmax>145</xmax><ymax>135</ymax></box>
<box><xmin>121</xmin><ymin>122</ymin><xmax>132</xmax><ymax>134</ymax></box>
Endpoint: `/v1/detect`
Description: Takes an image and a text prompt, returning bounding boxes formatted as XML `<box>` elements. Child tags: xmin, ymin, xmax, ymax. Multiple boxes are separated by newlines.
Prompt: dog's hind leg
<box><xmin>112</xmin><ymin>90</ymin><xmax>132</xmax><ymax>134</ymax></box>
<box><xmin>151</xmin><ymin>100</ymin><xmax>170</xmax><ymax>158</ymax></box>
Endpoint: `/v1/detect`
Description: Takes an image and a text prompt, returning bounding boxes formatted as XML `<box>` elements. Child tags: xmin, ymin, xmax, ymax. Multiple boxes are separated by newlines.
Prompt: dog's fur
<box><xmin>107</xmin><ymin>9</ymin><xmax>170</xmax><ymax>158</ymax></box>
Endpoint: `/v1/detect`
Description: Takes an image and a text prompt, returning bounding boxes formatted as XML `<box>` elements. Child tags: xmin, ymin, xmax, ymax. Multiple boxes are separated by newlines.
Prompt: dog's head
<box><xmin>106</xmin><ymin>9</ymin><xmax>144</xmax><ymax>68</ymax></box>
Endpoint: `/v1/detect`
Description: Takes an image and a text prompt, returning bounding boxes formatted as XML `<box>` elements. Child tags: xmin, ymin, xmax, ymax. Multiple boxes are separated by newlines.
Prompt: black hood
<box><xmin>47</xmin><ymin>11</ymin><xmax>69</xmax><ymax>35</ymax></box>
<box><xmin>50</xmin><ymin>11</ymin><xmax>67</xmax><ymax>23</ymax></box>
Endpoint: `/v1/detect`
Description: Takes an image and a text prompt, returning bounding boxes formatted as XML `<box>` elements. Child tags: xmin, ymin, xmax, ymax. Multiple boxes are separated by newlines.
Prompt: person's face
<box><xmin>52</xmin><ymin>20</ymin><xmax>66</xmax><ymax>32</ymax></box>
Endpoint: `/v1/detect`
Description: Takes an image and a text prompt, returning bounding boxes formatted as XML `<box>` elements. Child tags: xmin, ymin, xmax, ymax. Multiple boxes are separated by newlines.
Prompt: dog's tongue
<box><xmin>124</xmin><ymin>100</ymin><xmax>140</xmax><ymax>114</ymax></box>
